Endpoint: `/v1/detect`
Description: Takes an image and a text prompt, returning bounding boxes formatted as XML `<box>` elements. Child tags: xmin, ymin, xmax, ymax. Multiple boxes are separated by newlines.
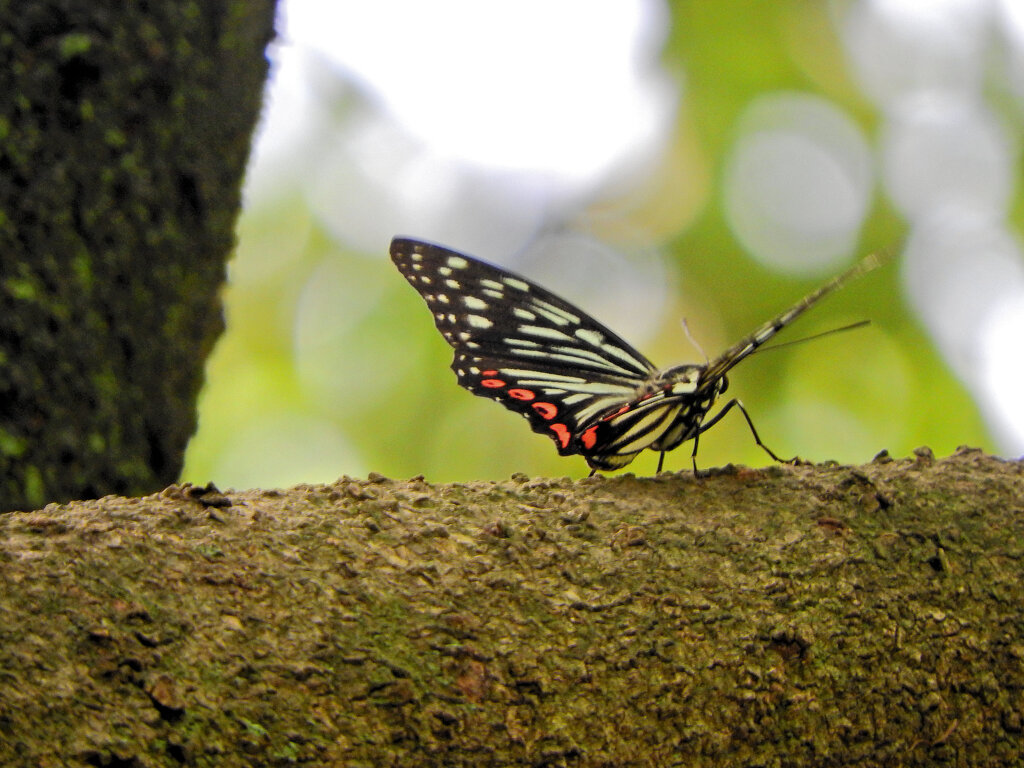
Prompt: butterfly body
<box><xmin>391</xmin><ymin>237</ymin><xmax>879</xmax><ymax>473</ymax></box>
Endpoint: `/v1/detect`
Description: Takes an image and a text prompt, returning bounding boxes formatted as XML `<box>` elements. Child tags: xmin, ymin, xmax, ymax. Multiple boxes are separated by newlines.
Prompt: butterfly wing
<box><xmin>575</xmin><ymin>368</ymin><xmax>714</xmax><ymax>470</ymax></box>
<box><xmin>390</xmin><ymin>237</ymin><xmax>657</xmax><ymax>456</ymax></box>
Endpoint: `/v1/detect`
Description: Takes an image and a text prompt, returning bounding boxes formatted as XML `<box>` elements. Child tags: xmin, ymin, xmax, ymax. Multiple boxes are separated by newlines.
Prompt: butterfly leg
<box><xmin>698</xmin><ymin>398</ymin><xmax>796</xmax><ymax>464</ymax></box>
<box><xmin>690</xmin><ymin>433</ymin><xmax>708</xmax><ymax>478</ymax></box>
<box><xmin>657</xmin><ymin>451</ymin><xmax>666</xmax><ymax>474</ymax></box>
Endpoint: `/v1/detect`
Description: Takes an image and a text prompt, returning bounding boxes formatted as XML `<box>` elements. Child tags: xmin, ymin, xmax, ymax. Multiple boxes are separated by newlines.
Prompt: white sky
<box><xmin>275</xmin><ymin>0</ymin><xmax>674</xmax><ymax>187</ymax></box>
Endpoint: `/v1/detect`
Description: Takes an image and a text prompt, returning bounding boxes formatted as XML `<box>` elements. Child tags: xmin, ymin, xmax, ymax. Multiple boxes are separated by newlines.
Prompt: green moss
<box><xmin>91</xmin><ymin>368</ymin><xmax>119</xmax><ymax>400</ymax></box>
<box><xmin>58</xmin><ymin>32</ymin><xmax>93</xmax><ymax>60</ymax></box>
<box><xmin>104</xmin><ymin>127</ymin><xmax>127</xmax><ymax>148</ymax></box>
<box><xmin>72</xmin><ymin>254</ymin><xmax>94</xmax><ymax>292</ymax></box>
<box><xmin>239</xmin><ymin>718</ymin><xmax>268</xmax><ymax>738</ymax></box>
<box><xmin>0</xmin><ymin>429</ymin><xmax>26</xmax><ymax>458</ymax></box>
<box><xmin>272</xmin><ymin>741</ymin><xmax>302</xmax><ymax>762</ymax></box>
<box><xmin>4</xmin><ymin>276</ymin><xmax>37</xmax><ymax>301</ymax></box>
<box><xmin>1</xmin><ymin>1</ymin><xmax>273</xmax><ymax>511</ymax></box>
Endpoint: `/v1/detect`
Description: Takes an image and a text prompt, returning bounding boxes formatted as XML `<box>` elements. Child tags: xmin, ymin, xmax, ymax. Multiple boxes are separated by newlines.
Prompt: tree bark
<box><xmin>0</xmin><ymin>1</ymin><xmax>276</xmax><ymax>512</ymax></box>
<box><xmin>1</xmin><ymin>448</ymin><xmax>1022</xmax><ymax>766</ymax></box>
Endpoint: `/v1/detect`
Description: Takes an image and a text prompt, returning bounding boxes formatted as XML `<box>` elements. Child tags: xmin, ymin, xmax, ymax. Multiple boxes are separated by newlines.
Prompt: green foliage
<box><xmin>183</xmin><ymin>1</ymin><xmax>994</xmax><ymax>488</ymax></box>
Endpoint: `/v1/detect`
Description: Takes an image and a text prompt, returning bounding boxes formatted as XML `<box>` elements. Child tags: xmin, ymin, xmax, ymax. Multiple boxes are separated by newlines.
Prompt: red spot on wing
<box><xmin>603</xmin><ymin>404</ymin><xmax>631</xmax><ymax>421</ymax></box>
<box><xmin>481</xmin><ymin>370</ymin><xmax>498</xmax><ymax>375</ymax></box>
<box><xmin>532</xmin><ymin>402</ymin><xmax>558</xmax><ymax>420</ymax></box>
<box><xmin>481</xmin><ymin>378</ymin><xmax>505</xmax><ymax>389</ymax></box>
<box><xmin>581</xmin><ymin>425</ymin><xmax>599</xmax><ymax>449</ymax></box>
<box><xmin>549</xmin><ymin>423</ymin><xmax>571</xmax><ymax>448</ymax></box>
<box><xmin>508</xmin><ymin>388</ymin><xmax>535</xmax><ymax>401</ymax></box>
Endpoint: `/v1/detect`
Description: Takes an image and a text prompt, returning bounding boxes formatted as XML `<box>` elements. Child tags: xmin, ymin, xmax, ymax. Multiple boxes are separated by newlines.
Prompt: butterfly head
<box><xmin>653</xmin><ymin>363</ymin><xmax>706</xmax><ymax>396</ymax></box>
<box><xmin>651</xmin><ymin>362</ymin><xmax>728</xmax><ymax>406</ymax></box>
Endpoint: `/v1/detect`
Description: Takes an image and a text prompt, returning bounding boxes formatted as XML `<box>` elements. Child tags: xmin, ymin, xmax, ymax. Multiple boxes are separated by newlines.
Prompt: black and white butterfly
<box><xmin>391</xmin><ymin>237</ymin><xmax>880</xmax><ymax>474</ymax></box>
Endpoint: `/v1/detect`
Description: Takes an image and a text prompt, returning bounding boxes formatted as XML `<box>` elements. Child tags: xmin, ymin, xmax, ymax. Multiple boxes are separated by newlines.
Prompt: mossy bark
<box><xmin>0</xmin><ymin>1</ymin><xmax>276</xmax><ymax>511</ymax></box>
<box><xmin>1</xmin><ymin>449</ymin><xmax>1022</xmax><ymax>766</ymax></box>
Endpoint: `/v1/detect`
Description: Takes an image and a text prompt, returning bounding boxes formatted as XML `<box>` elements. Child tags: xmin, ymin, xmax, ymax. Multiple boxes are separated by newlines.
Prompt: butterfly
<box><xmin>390</xmin><ymin>237</ymin><xmax>880</xmax><ymax>474</ymax></box>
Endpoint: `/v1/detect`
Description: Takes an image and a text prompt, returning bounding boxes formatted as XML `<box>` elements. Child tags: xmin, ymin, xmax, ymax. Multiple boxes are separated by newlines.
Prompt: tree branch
<box><xmin>2</xmin><ymin>448</ymin><xmax>1022</xmax><ymax>765</ymax></box>
<box><xmin>0</xmin><ymin>1</ymin><xmax>276</xmax><ymax>511</ymax></box>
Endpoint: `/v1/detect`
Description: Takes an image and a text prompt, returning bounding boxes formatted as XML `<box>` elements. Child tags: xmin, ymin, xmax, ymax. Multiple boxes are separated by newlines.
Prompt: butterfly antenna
<box><xmin>752</xmin><ymin>320</ymin><xmax>871</xmax><ymax>354</ymax></box>
<box><xmin>680</xmin><ymin>318</ymin><xmax>709</xmax><ymax>363</ymax></box>
<box><xmin>697</xmin><ymin>252</ymin><xmax>884</xmax><ymax>393</ymax></box>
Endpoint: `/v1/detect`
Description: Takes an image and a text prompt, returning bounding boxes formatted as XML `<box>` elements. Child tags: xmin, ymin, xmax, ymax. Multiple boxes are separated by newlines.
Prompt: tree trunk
<box><xmin>0</xmin><ymin>1</ymin><xmax>276</xmax><ymax>512</ymax></box>
<box><xmin>1</xmin><ymin>448</ymin><xmax>1021</xmax><ymax>766</ymax></box>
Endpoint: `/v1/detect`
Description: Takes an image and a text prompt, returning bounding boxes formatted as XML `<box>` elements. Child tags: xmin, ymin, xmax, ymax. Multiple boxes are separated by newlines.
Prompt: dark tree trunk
<box><xmin>0</xmin><ymin>1</ymin><xmax>277</xmax><ymax>512</ymax></box>
<box><xmin>1</xmin><ymin>449</ymin><xmax>1022</xmax><ymax>766</ymax></box>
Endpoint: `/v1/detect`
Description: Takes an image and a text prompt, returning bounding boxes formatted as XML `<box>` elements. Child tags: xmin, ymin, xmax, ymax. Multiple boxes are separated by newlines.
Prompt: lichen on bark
<box><xmin>1</xmin><ymin>448</ymin><xmax>1022</xmax><ymax>766</ymax></box>
<box><xmin>0</xmin><ymin>1</ymin><xmax>276</xmax><ymax>511</ymax></box>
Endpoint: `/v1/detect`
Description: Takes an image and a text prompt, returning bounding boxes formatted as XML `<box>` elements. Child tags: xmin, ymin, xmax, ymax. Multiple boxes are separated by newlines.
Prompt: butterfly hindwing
<box><xmin>451</xmin><ymin>351</ymin><xmax>644</xmax><ymax>456</ymax></box>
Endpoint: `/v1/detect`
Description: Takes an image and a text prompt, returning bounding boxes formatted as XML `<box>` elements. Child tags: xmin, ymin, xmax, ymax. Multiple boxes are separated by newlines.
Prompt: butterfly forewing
<box><xmin>390</xmin><ymin>238</ymin><xmax>656</xmax><ymax>455</ymax></box>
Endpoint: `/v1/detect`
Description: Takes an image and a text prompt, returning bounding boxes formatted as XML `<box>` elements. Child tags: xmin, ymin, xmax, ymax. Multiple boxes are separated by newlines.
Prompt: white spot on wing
<box><xmin>503</xmin><ymin>277</ymin><xmax>530</xmax><ymax>291</ymax></box>
<box><xmin>549</xmin><ymin>344</ymin><xmax>631</xmax><ymax>371</ymax></box>
<box><xmin>462</xmin><ymin>296</ymin><xmax>488</xmax><ymax>310</ymax></box>
<box><xmin>532</xmin><ymin>298</ymin><xmax>580</xmax><ymax>325</ymax></box>
<box><xmin>447</xmin><ymin>256</ymin><xmax>469</xmax><ymax>269</ymax></box>
<box><xmin>445</xmin><ymin>279</ymin><xmax>461</xmax><ymax>289</ymax></box>
<box><xmin>611</xmin><ymin>405</ymin><xmax>680</xmax><ymax>454</ymax></box>
<box><xmin>518</xmin><ymin>325</ymin><xmax>572</xmax><ymax>341</ymax></box>
<box><xmin>599</xmin><ymin>343</ymin><xmax>652</xmax><ymax>374</ymax></box>
<box><xmin>499</xmin><ymin>368</ymin><xmax>588</xmax><ymax>384</ymax></box>
<box><xmin>575</xmin><ymin>328</ymin><xmax>604</xmax><ymax>346</ymax></box>
<box><xmin>562</xmin><ymin>393</ymin><xmax>591</xmax><ymax>404</ymax></box>
<box><xmin>467</xmin><ymin>314</ymin><xmax>493</xmax><ymax>329</ymax></box>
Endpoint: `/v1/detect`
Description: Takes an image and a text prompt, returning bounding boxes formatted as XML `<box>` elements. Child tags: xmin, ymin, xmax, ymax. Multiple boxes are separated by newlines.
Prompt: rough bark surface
<box><xmin>1</xmin><ymin>448</ymin><xmax>1022</xmax><ymax>766</ymax></box>
<box><xmin>0</xmin><ymin>1</ymin><xmax>276</xmax><ymax>511</ymax></box>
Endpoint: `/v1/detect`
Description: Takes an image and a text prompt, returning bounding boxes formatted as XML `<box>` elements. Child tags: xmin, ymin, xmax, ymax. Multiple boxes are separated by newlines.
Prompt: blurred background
<box><xmin>181</xmin><ymin>0</ymin><xmax>1024</xmax><ymax>488</ymax></box>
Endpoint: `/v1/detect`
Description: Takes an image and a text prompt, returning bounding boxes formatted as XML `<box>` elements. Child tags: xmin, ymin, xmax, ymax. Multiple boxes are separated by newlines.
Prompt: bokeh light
<box><xmin>723</xmin><ymin>92</ymin><xmax>873</xmax><ymax>275</ymax></box>
<box><xmin>183</xmin><ymin>0</ymin><xmax>1023</xmax><ymax>490</ymax></box>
